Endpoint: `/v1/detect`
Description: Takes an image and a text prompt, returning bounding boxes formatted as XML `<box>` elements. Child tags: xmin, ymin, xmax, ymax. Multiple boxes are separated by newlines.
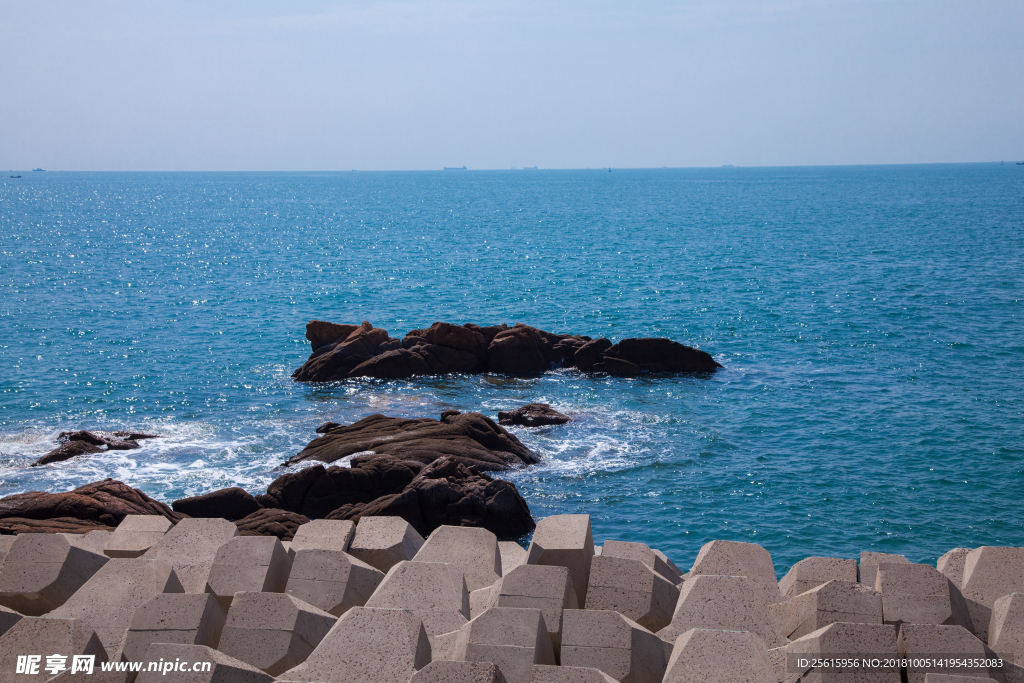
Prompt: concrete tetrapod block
<box><xmin>961</xmin><ymin>547</ymin><xmax>1024</xmax><ymax>643</ymax></box>
<box><xmin>527</xmin><ymin>515</ymin><xmax>594</xmax><ymax>608</ymax></box>
<box><xmin>61</xmin><ymin>531</ymin><xmax>114</xmax><ymax>556</ymax></box>
<box><xmin>471</xmin><ymin>582</ymin><xmax>500</xmax><ymax>619</ymax></box>
<box><xmin>495</xmin><ymin>564</ymin><xmax>578</xmax><ymax>656</ymax></box>
<box><xmin>449</xmin><ymin>607</ymin><xmax>556</xmax><ymax>683</ymax></box>
<box><xmin>657</xmin><ymin>574</ymin><xmax>787</xmax><ymax>661</ymax></box>
<box><xmin>134</xmin><ymin>643</ymin><xmax>273</xmax><ymax>683</ymax></box>
<box><xmin>500</xmin><ymin>542</ymin><xmax>528</xmax><ymax>576</ymax></box>
<box><xmin>602</xmin><ymin>541</ymin><xmax>682</xmax><ymax>585</ymax></box>
<box><xmin>0</xmin><ymin>617</ymin><xmax>108</xmax><ymax>681</ymax></box>
<box><xmin>348</xmin><ymin>515</ymin><xmax>425</xmax><ymax>572</ymax></box>
<box><xmin>770</xmin><ymin>579</ymin><xmax>882</xmax><ymax>641</ymax></box>
<box><xmin>278</xmin><ymin>606</ymin><xmax>431</xmax><ymax>683</ymax></box>
<box><xmin>585</xmin><ymin>555</ymin><xmax>678</xmax><ymax>633</ymax></box>
<box><xmin>365</xmin><ymin>560</ymin><xmax>470</xmax><ymax>637</ymax></box>
<box><xmin>937</xmin><ymin>549</ymin><xmax>972</xmax><ymax>589</ymax></box>
<box><xmin>561</xmin><ymin>609</ymin><xmax>666</xmax><ymax>683</ymax></box>
<box><xmin>779</xmin><ymin>622</ymin><xmax>900</xmax><ymax>683</ymax></box>
<box><xmin>290</xmin><ymin>519</ymin><xmax>355</xmax><ymax>552</ymax></box>
<box><xmin>779</xmin><ymin>557</ymin><xmax>858</xmax><ymax>599</ymax></box>
<box><xmin>898</xmin><ymin>623</ymin><xmax>1005</xmax><ymax>683</ymax></box>
<box><xmin>530</xmin><ymin>665</ymin><xmax>617</xmax><ymax>683</ymax></box>
<box><xmin>0</xmin><ymin>604</ymin><xmax>22</xmax><ymax>637</ymax></box>
<box><xmin>663</xmin><ymin>628</ymin><xmax>774</xmax><ymax>683</ymax></box>
<box><xmin>104</xmin><ymin>516</ymin><xmax>173</xmax><ymax>559</ymax></box>
<box><xmin>216</xmin><ymin>592</ymin><xmax>336</xmax><ymax>676</ymax></box>
<box><xmin>284</xmin><ymin>548</ymin><xmax>384</xmax><ymax>616</ymax></box>
<box><xmin>49</xmin><ymin>558</ymin><xmax>184</xmax><ymax>661</ymax></box>
<box><xmin>0</xmin><ymin>536</ymin><xmax>15</xmax><ymax>564</ymax></box>
<box><xmin>415</xmin><ymin>526</ymin><xmax>502</xmax><ymax>592</ymax></box>
<box><xmin>205</xmin><ymin>536</ymin><xmax>292</xmax><ymax>610</ymax></box>
<box><xmin>875</xmin><ymin>563</ymin><xmax>973</xmax><ymax>629</ymax></box>
<box><xmin>141</xmin><ymin>518</ymin><xmax>238</xmax><ymax>593</ymax></box>
<box><xmin>990</xmin><ymin>593</ymin><xmax>1024</xmax><ymax>659</ymax></box>
<box><xmin>689</xmin><ymin>540</ymin><xmax>780</xmax><ymax>603</ymax></box>
<box><xmin>0</xmin><ymin>533</ymin><xmax>109</xmax><ymax>616</ymax></box>
<box><xmin>410</xmin><ymin>660</ymin><xmax>508</xmax><ymax>683</ymax></box>
<box><xmin>859</xmin><ymin>551</ymin><xmax>910</xmax><ymax>590</ymax></box>
<box><xmin>121</xmin><ymin>593</ymin><xmax>227</xmax><ymax>664</ymax></box>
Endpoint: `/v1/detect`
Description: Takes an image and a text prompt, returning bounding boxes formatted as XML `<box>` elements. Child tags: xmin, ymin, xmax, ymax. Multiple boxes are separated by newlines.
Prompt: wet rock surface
<box><xmin>33</xmin><ymin>430</ymin><xmax>161</xmax><ymax>467</ymax></box>
<box><xmin>292</xmin><ymin>320</ymin><xmax>721</xmax><ymax>381</ymax></box>
<box><xmin>498</xmin><ymin>403</ymin><xmax>571</xmax><ymax>428</ymax></box>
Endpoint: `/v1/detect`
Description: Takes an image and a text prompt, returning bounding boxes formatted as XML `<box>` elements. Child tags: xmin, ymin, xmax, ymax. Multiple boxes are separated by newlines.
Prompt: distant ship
<box><xmin>522</xmin><ymin>166</ymin><xmax>538</xmax><ymax>170</ymax></box>
<box><xmin>443</xmin><ymin>166</ymin><xmax>467</xmax><ymax>171</ymax></box>
<box><xmin>9</xmin><ymin>175</ymin><xmax>21</xmax><ymax>178</ymax></box>
<box><xmin>1018</xmin><ymin>162</ymin><xmax>1024</xmax><ymax>165</ymax></box>
<box><xmin>32</xmin><ymin>168</ymin><xmax>44</xmax><ymax>172</ymax></box>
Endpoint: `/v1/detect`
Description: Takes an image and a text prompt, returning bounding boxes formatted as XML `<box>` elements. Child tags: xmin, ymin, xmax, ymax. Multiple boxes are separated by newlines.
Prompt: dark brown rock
<box><xmin>33</xmin><ymin>440</ymin><xmax>103</xmax><ymax>466</ymax></box>
<box><xmin>604</xmin><ymin>356</ymin><xmax>641</xmax><ymax>377</ymax></box>
<box><xmin>497</xmin><ymin>403</ymin><xmax>571</xmax><ymax>427</ymax></box>
<box><xmin>0</xmin><ymin>516</ymin><xmax>116</xmax><ymax>535</ymax></box>
<box><xmin>0</xmin><ymin>479</ymin><xmax>182</xmax><ymax>528</ymax></box>
<box><xmin>406</xmin><ymin>322</ymin><xmax>489</xmax><ymax>360</ymax></box>
<box><xmin>315</xmin><ymin>421</ymin><xmax>344</xmax><ymax>434</ymax></box>
<box><xmin>305</xmin><ymin>320</ymin><xmax>360</xmax><ymax>352</ymax></box>
<box><xmin>325</xmin><ymin>456</ymin><xmax>536</xmax><ymax>539</ymax></box>
<box><xmin>486</xmin><ymin>324</ymin><xmax>557</xmax><ymax>375</ymax></box>
<box><xmin>172</xmin><ymin>487</ymin><xmax>261</xmax><ymax>521</ymax></box>
<box><xmin>292</xmin><ymin>321</ymin><xmax>392</xmax><ymax>382</ymax></box>
<box><xmin>234</xmin><ymin>508</ymin><xmax>309</xmax><ymax>540</ymax></box>
<box><xmin>573</xmin><ymin>337</ymin><xmax>612</xmax><ymax>372</ymax></box>
<box><xmin>33</xmin><ymin>430</ymin><xmax>160</xmax><ymax>466</ymax></box>
<box><xmin>603</xmin><ymin>337</ymin><xmax>721</xmax><ymax>373</ymax></box>
<box><xmin>283</xmin><ymin>411</ymin><xmax>539</xmax><ymax>471</ymax></box>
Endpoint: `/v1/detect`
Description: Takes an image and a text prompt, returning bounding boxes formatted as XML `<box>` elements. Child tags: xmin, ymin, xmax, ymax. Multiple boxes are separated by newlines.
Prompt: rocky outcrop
<box><xmin>234</xmin><ymin>508</ymin><xmax>310</xmax><ymax>540</ymax></box>
<box><xmin>0</xmin><ymin>479</ymin><xmax>182</xmax><ymax>529</ymax></box>
<box><xmin>292</xmin><ymin>320</ymin><xmax>720</xmax><ymax>381</ymax></box>
<box><xmin>284</xmin><ymin>410</ymin><xmax>539</xmax><ymax>471</ymax></box>
<box><xmin>0</xmin><ymin>516</ymin><xmax>116</xmax><ymax>534</ymax></box>
<box><xmin>33</xmin><ymin>430</ymin><xmax>161</xmax><ymax>466</ymax></box>
<box><xmin>325</xmin><ymin>456</ymin><xmax>536</xmax><ymax>539</ymax></box>
<box><xmin>498</xmin><ymin>403</ymin><xmax>571</xmax><ymax>427</ymax></box>
<box><xmin>172</xmin><ymin>487</ymin><xmax>262</xmax><ymax>521</ymax></box>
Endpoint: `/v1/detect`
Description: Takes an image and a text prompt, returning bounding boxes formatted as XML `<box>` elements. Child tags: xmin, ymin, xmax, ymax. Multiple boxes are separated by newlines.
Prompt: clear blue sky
<box><xmin>1</xmin><ymin>0</ymin><xmax>1022</xmax><ymax>170</ymax></box>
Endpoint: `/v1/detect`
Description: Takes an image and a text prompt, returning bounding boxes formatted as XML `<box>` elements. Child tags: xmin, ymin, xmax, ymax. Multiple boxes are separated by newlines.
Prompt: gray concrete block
<box><xmin>410</xmin><ymin>660</ymin><xmax>508</xmax><ymax>683</ymax></box>
<box><xmin>0</xmin><ymin>617</ymin><xmax>108</xmax><ymax>680</ymax></box>
<box><xmin>990</xmin><ymin>593</ymin><xmax>1024</xmax><ymax>659</ymax></box>
<box><xmin>527</xmin><ymin>515</ymin><xmax>594</xmax><ymax>608</ymax></box>
<box><xmin>278</xmin><ymin>606</ymin><xmax>431</xmax><ymax>683</ymax></box>
<box><xmin>859</xmin><ymin>551</ymin><xmax>910</xmax><ymax>590</ymax></box>
<box><xmin>471</xmin><ymin>582</ymin><xmax>500</xmax><ymax>619</ymax></box>
<box><xmin>290</xmin><ymin>520</ymin><xmax>355</xmax><ymax>553</ymax></box>
<box><xmin>500</xmin><ymin>542</ymin><xmax>528</xmax><ymax>576</ymax></box>
<box><xmin>961</xmin><ymin>547</ymin><xmax>1024</xmax><ymax>643</ymax></box>
<box><xmin>0</xmin><ymin>536</ymin><xmax>15</xmax><ymax>565</ymax></box>
<box><xmin>285</xmin><ymin>548</ymin><xmax>384</xmax><ymax>616</ymax></box>
<box><xmin>602</xmin><ymin>541</ymin><xmax>681</xmax><ymax>585</ymax></box>
<box><xmin>205</xmin><ymin>536</ymin><xmax>291</xmax><ymax>610</ymax></box>
<box><xmin>217</xmin><ymin>592</ymin><xmax>336</xmax><ymax>676</ymax></box>
<box><xmin>663</xmin><ymin>628</ymin><xmax>774</xmax><ymax>683</ymax></box>
<box><xmin>122</xmin><ymin>593</ymin><xmax>226</xmax><ymax>664</ymax></box>
<box><xmin>348</xmin><ymin>516</ymin><xmax>424</xmax><ymax>573</ymax></box>
<box><xmin>937</xmin><ymin>549</ymin><xmax>972</xmax><ymax>589</ymax></box>
<box><xmin>876</xmin><ymin>563</ymin><xmax>972</xmax><ymax>629</ymax></box>
<box><xmin>141</xmin><ymin>518</ymin><xmax>238</xmax><ymax>593</ymax></box>
<box><xmin>0</xmin><ymin>533</ymin><xmax>109</xmax><ymax>616</ymax></box>
<box><xmin>779</xmin><ymin>557</ymin><xmax>858</xmax><ymax>599</ymax></box>
<box><xmin>770</xmin><ymin>579</ymin><xmax>882</xmax><ymax>641</ymax></box>
<box><xmin>561</xmin><ymin>609</ymin><xmax>666</xmax><ymax>683</ymax></box>
<box><xmin>530</xmin><ymin>665</ymin><xmax>617</xmax><ymax>683</ymax></box>
<box><xmin>134</xmin><ymin>642</ymin><xmax>273</xmax><ymax>683</ymax></box>
<box><xmin>61</xmin><ymin>531</ymin><xmax>114</xmax><ymax>556</ymax></box>
<box><xmin>657</xmin><ymin>574</ymin><xmax>786</xmax><ymax>661</ymax></box>
<box><xmin>0</xmin><ymin>604</ymin><xmax>21</xmax><ymax>637</ymax></box>
<box><xmin>414</xmin><ymin>526</ymin><xmax>502</xmax><ymax>592</ymax></box>
<box><xmin>365</xmin><ymin>560</ymin><xmax>469</xmax><ymax>636</ymax></box>
<box><xmin>49</xmin><ymin>558</ymin><xmax>184</xmax><ymax>661</ymax></box>
<box><xmin>689</xmin><ymin>540</ymin><xmax>780</xmax><ymax>602</ymax></box>
<box><xmin>450</xmin><ymin>607</ymin><xmax>555</xmax><ymax>683</ymax></box>
<box><xmin>495</xmin><ymin>564</ymin><xmax>577</xmax><ymax>655</ymax></box>
<box><xmin>898</xmin><ymin>623</ymin><xmax>1004</xmax><ymax>683</ymax></box>
<box><xmin>585</xmin><ymin>555</ymin><xmax>678</xmax><ymax>632</ymax></box>
<box><xmin>782</xmin><ymin>622</ymin><xmax>900</xmax><ymax>683</ymax></box>
<box><xmin>104</xmin><ymin>516</ymin><xmax>173</xmax><ymax>559</ymax></box>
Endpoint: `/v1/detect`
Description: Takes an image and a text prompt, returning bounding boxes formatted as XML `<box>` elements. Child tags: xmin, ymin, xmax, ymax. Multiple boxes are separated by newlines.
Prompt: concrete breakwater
<box><xmin>1</xmin><ymin>513</ymin><xmax>1022</xmax><ymax>683</ymax></box>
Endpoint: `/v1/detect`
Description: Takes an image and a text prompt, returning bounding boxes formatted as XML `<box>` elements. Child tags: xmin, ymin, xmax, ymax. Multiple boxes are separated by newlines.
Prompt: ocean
<box><xmin>1</xmin><ymin>165</ymin><xmax>1021</xmax><ymax>575</ymax></box>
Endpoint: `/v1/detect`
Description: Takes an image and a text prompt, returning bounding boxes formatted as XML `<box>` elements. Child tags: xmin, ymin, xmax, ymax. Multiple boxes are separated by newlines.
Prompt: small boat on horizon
<box><xmin>443</xmin><ymin>166</ymin><xmax>467</xmax><ymax>171</ymax></box>
<box><xmin>32</xmin><ymin>168</ymin><xmax>44</xmax><ymax>172</ymax></box>
<box><xmin>9</xmin><ymin>175</ymin><xmax>21</xmax><ymax>178</ymax></box>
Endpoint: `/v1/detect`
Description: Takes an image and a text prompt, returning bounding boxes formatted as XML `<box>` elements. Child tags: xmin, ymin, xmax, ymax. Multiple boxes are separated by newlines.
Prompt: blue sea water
<box><xmin>1</xmin><ymin>165</ymin><xmax>1022</xmax><ymax>575</ymax></box>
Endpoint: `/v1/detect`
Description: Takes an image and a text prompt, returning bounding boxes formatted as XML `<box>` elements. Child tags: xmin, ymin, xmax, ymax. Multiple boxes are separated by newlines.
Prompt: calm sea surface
<box><xmin>1</xmin><ymin>166</ymin><xmax>1022</xmax><ymax>574</ymax></box>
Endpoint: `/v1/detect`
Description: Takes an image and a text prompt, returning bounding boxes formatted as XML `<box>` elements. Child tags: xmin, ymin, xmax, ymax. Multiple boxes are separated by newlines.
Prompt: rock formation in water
<box><xmin>32</xmin><ymin>430</ymin><xmax>161</xmax><ymax>467</ymax></box>
<box><xmin>498</xmin><ymin>403</ymin><xmax>571</xmax><ymax>427</ymax></box>
<box><xmin>292</xmin><ymin>320</ymin><xmax>722</xmax><ymax>381</ymax></box>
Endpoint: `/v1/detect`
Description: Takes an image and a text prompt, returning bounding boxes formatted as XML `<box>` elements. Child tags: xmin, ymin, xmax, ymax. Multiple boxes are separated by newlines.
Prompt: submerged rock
<box><xmin>284</xmin><ymin>410</ymin><xmax>539</xmax><ymax>471</ymax></box>
<box><xmin>32</xmin><ymin>430</ymin><xmax>161</xmax><ymax>467</ymax></box>
<box><xmin>498</xmin><ymin>403</ymin><xmax>571</xmax><ymax>428</ymax></box>
<box><xmin>292</xmin><ymin>320</ymin><xmax>720</xmax><ymax>381</ymax></box>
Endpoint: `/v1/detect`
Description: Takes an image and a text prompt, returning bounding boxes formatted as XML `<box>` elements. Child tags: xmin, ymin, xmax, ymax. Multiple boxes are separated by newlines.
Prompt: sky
<box><xmin>1</xmin><ymin>0</ymin><xmax>1022</xmax><ymax>171</ymax></box>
